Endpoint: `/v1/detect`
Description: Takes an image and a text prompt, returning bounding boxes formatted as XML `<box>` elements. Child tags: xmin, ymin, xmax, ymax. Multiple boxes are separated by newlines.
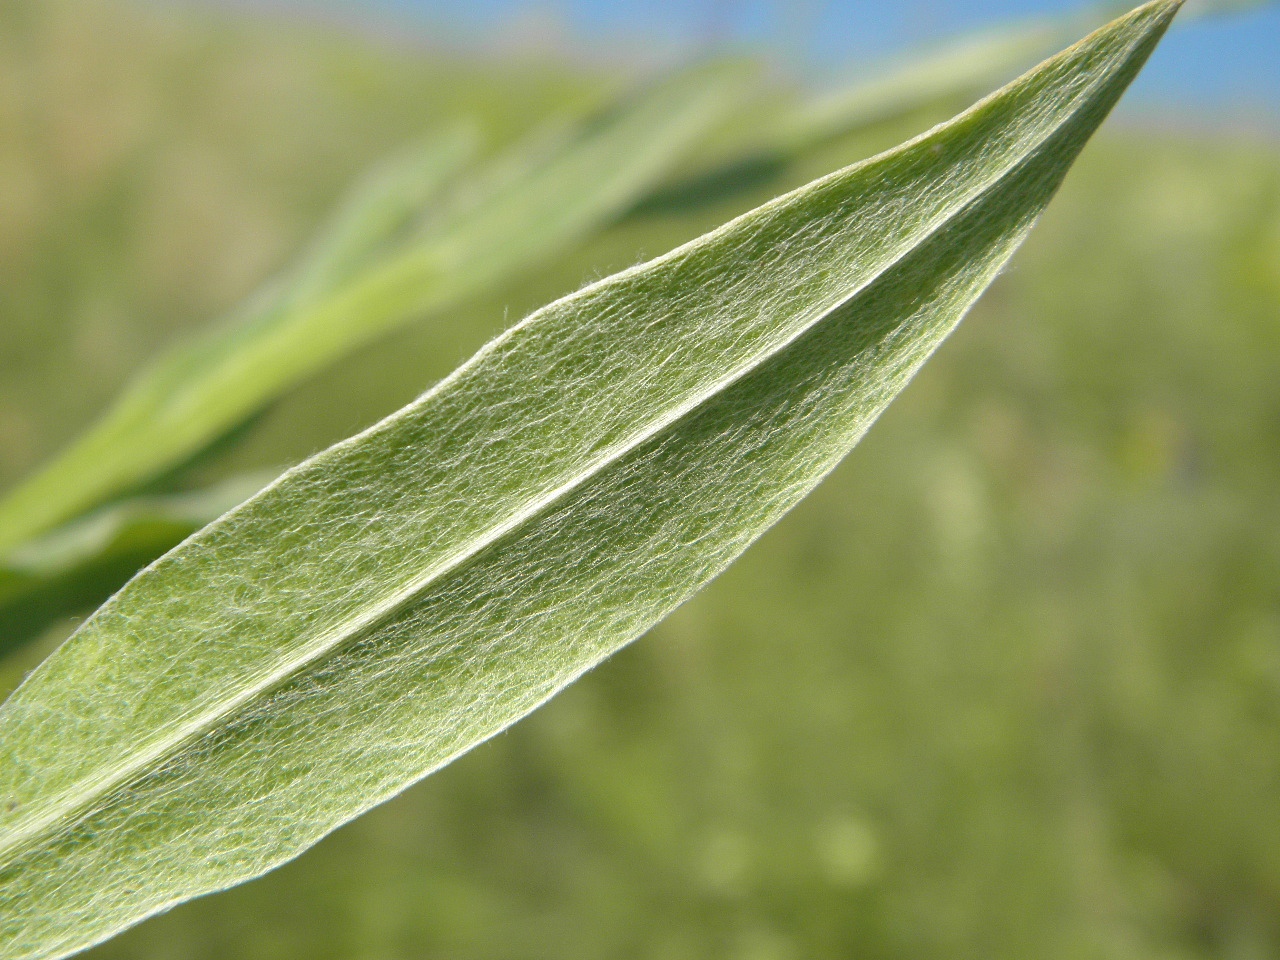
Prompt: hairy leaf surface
<box><xmin>0</xmin><ymin>6</ymin><xmax>1135</xmax><ymax>654</ymax></box>
<box><xmin>0</xmin><ymin>5</ymin><xmax>1180</xmax><ymax>958</ymax></box>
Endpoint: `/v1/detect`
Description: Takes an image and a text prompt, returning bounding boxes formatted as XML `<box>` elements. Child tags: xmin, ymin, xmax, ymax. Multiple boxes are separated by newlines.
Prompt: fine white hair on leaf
<box><xmin>0</xmin><ymin>4</ymin><xmax>1181</xmax><ymax>960</ymax></box>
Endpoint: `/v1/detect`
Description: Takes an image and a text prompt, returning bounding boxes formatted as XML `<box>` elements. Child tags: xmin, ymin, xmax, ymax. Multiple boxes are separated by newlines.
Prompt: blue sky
<box><xmin>302</xmin><ymin>0</ymin><xmax>1278</xmax><ymax>116</ymax></box>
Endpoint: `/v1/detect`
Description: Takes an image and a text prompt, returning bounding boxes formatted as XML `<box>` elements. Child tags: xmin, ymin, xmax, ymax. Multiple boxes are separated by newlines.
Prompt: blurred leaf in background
<box><xmin>0</xmin><ymin>58</ymin><xmax>750</xmax><ymax>556</ymax></box>
<box><xmin>0</xmin><ymin>472</ymin><xmax>275</xmax><ymax>658</ymax></box>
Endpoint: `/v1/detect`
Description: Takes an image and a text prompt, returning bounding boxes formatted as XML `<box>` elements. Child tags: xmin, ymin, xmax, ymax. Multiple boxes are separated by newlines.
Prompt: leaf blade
<box><xmin>0</xmin><ymin>4</ymin><xmax>1181</xmax><ymax>958</ymax></box>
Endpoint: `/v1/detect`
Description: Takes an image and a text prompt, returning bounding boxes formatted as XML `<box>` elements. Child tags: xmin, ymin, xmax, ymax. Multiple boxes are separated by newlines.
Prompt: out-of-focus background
<box><xmin>2</xmin><ymin>0</ymin><xmax>1279</xmax><ymax>957</ymax></box>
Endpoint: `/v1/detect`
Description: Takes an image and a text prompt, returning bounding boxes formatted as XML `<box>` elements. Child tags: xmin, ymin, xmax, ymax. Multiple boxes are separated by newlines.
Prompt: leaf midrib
<box><xmin>0</xmin><ymin>50</ymin><xmax>1110</xmax><ymax>866</ymax></box>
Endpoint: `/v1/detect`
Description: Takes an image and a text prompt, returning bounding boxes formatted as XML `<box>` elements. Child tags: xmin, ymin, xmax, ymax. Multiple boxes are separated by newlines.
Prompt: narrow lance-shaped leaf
<box><xmin>0</xmin><ymin>65</ymin><xmax>746</xmax><ymax>556</ymax></box>
<box><xmin>0</xmin><ymin>4</ymin><xmax>1181</xmax><ymax>959</ymax></box>
<box><xmin>0</xmin><ymin>11</ymin><xmax>1103</xmax><ymax>650</ymax></box>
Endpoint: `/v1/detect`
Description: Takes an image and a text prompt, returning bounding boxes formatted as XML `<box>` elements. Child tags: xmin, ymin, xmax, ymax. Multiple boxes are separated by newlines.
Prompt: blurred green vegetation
<box><xmin>1</xmin><ymin>0</ymin><xmax>1278</xmax><ymax>958</ymax></box>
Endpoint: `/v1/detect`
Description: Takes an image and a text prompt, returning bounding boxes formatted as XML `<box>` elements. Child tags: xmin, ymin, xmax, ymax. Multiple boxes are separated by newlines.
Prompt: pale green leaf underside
<box><xmin>0</xmin><ymin>14</ymin><xmax>1091</xmax><ymax>656</ymax></box>
<box><xmin>0</xmin><ymin>1</ymin><xmax>1120</xmax><ymax>659</ymax></box>
<box><xmin>0</xmin><ymin>4</ymin><xmax>1179</xmax><ymax>959</ymax></box>
<box><xmin>0</xmin><ymin>66</ymin><xmax>744</xmax><ymax>556</ymax></box>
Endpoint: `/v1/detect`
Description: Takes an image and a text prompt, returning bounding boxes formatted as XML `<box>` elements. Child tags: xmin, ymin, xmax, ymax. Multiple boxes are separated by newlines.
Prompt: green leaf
<box><xmin>0</xmin><ymin>65</ymin><xmax>745</xmax><ymax>556</ymax></box>
<box><xmin>0</xmin><ymin>4</ymin><xmax>1181</xmax><ymax>958</ymax></box>
<box><xmin>0</xmin><ymin>475</ymin><xmax>274</xmax><ymax>660</ymax></box>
